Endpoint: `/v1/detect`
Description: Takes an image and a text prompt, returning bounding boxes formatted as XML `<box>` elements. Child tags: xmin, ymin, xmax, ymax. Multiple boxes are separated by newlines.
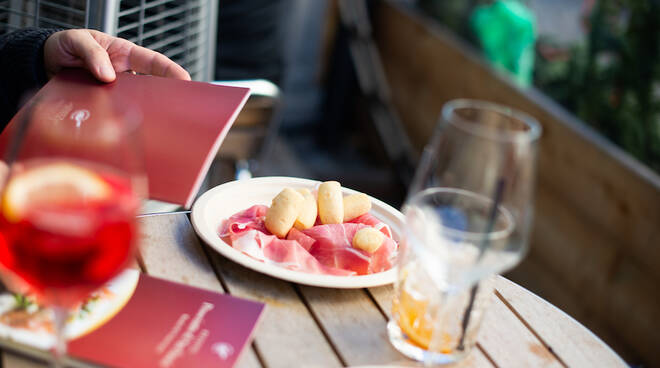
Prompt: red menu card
<box><xmin>0</xmin><ymin>271</ymin><xmax>265</xmax><ymax>368</ymax></box>
<box><xmin>69</xmin><ymin>274</ymin><xmax>265</xmax><ymax>368</ymax></box>
<box><xmin>0</xmin><ymin>69</ymin><xmax>250</xmax><ymax>208</ymax></box>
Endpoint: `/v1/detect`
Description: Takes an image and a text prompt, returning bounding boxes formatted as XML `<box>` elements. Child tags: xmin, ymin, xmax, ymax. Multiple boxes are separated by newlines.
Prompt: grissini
<box><xmin>343</xmin><ymin>193</ymin><xmax>371</xmax><ymax>222</ymax></box>
<box><xmin>265</xmin><ymin>188</ymin><xmax>304</xmax><ymax>238</ymax></box>
<box><xmin>352</xmin><ymin>227</ymin><xmax>384</xmax><ymax>253</ymax></box>
<box><xmin>317</xmin><ymin>181</ymin><xmax>343</xmax><ymax>224</ymax></box>
<box><xmin>294</xmin><ymin>188</ymin><xmax>317</xmax><ymax>230</ymax></box>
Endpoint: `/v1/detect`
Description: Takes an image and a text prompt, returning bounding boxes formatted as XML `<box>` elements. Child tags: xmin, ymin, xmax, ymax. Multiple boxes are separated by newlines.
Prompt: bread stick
<box><xmin>343</xmin><ymin>193</ymin><xmax>371</xmax><ymax>222</ymax></box>
<box><xmin>317</xmin><ymin>181</ymin><xmax>343</xmax><ymax>224</ymax></box>
<box><xmin>265</xmin><ymin>188</ymin><xmax>304</xmax><ymax>238</ymax></box>
<box><xmin>294</xmin><ymin>188</ymin><xmax>317</xmax><ymax>230</ymax></box>
<box><xmin>352</xmin><ymin>227</ymin><xmax>384</xmax><ymax>253</ymax></box>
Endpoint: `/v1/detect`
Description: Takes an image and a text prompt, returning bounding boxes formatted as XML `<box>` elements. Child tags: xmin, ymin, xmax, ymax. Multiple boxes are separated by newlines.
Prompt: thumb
<box><xmin>69</xmin><ymin>30</ymin><xmax>116</xmax><ymax>82</ymax></box>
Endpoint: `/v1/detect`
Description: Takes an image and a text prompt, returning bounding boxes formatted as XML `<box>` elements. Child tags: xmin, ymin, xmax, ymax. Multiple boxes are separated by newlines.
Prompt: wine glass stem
<box><xmin>52</xmin><ymin>306</ymin><xmax>69</xmax><ymax>367</ymax></box>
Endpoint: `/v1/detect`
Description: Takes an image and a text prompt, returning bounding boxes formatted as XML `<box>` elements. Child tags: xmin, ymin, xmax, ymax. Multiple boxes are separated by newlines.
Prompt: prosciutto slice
<box><xmin>286</xmin><ymin>228</ymin><xmax>316</xmax><ymax>251</ymax></box>
<box><xmin>220</xmin><ymin>205</ymin><xmax>397</xmax><ymax>276</ymax></box>
<box><xmin>303</xmin><ymin>223</ymin><xmax>397</xmax><ymax>275</ymax></box>
<box><xmin>303</xmin><ymin>223</ymin><xmax>370</xmax><ymax>275</ymax></box>
<box><xmin>349</xmin><ymin>213</ymin><xmax>393</xmax><ymax>238</ymax></box>
<box><xmin>232</xmin><ymin>230</ymin><xmax>354</xmax><ymax>276</ymax></box>
<box><xmin>219</xmin><ymin>205</ymin><xmax>269</xmax><ymax>242</ymax></box>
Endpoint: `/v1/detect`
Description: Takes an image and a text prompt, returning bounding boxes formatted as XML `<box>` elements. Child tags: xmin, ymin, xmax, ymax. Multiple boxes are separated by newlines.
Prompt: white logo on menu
<box><xmin>70</xmin><ymin>109</ymin><xmax>90</xmax><ymax>128</ymax></box>
<box><xmin>211</xmin><ymin>342</ymin><xmax>234</xmax><ymax>360</ymax></box>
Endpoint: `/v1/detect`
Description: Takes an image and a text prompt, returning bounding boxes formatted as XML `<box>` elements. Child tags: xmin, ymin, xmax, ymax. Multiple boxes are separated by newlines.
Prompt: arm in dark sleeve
<box><xmin>0</xmin><ymin>28</ymin><xmax>59</xmax><ymax>130</ymax></box>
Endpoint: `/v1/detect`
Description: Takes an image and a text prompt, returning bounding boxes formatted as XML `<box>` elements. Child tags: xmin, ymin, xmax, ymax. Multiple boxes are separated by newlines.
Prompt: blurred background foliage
<box><xmin>418</xmin><ymin>0</ymin><xmax>660</xmax><ymax>173</ymax></box>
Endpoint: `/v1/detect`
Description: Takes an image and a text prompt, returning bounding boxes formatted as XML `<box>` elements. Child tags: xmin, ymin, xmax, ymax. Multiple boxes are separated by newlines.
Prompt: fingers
<box><xmin>45</xmin><ymin>29</ymin><xmax>190</xmax><ymax>83</ymax></box>
<box><xmin>43</xmin><ymin>31</ymin><xmax>85</xmax><ymax>78</ymax></box>
<box><xmin>90</xmin><ymin>30</ymin><xmax>190</xmax><ymax>80</ymax></box>
<box><xmin>127</xmin><ymin>44</ymin><xmax>191</xmax><ymax>81</ymax></box>
<box><xmin>66</xmin><ymin>30</ymin><xmax>117</xmax><ymax>82</ymax></box>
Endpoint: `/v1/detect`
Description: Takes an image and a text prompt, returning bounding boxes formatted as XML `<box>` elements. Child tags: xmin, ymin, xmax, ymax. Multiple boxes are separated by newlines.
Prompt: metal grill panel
<box><xmin>0</xmin><ymin>0</ymin><xmax>217</xmax><ymax>81</ymax></box>
<box><xmin>116</xmin><ymin>0</ymin><xmax>211</xmax><ymax>81</ymax></box>
<box><xmin>0</xmin><ymin>0</ymin><xmax>86</xmax><ymax>32</ymax></box>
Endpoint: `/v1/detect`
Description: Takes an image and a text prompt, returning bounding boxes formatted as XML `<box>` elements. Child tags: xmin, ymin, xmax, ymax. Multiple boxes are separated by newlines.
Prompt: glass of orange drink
<box><xmin>388</xmin><ymin>100</ymin><xmax>541</xmax><ymax>365</ymax></box>
<box><xmin>388</xmin><ymin>188</ymin><xmax>513</xmax><ymax>364</ymax></box>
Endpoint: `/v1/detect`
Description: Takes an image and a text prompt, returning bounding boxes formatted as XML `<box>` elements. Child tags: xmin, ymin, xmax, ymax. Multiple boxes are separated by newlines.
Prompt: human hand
<box><xmin>43</xmin><ymin>29</ymin><xmax>191</xmax><ymax>83</ymax></box>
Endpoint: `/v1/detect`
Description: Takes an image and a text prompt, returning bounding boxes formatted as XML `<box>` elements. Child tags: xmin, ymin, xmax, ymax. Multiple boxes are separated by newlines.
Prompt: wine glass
<box><xmin>0</xmin><ymin>94</ymin><xmax>146</xmax><ymax>364</ymax></box>
<box><xmin>388</xmin><ymin>99</ymin><xmax>541</xmax><ymax>364</ymax></box>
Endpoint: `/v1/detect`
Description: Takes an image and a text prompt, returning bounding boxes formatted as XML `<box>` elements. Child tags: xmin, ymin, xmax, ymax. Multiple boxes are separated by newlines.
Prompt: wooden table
<box><xmin>1</xmin><ymin>212</ymin><xmax>627</xmax><ymax>367</ymax></box>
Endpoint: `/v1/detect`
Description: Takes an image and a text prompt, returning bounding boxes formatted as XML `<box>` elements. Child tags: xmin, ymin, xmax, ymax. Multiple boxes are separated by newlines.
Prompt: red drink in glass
<box><xmin>0</xmin><ymin>160</ymin><xmax>140</xmax><ymax>307</ymax></box>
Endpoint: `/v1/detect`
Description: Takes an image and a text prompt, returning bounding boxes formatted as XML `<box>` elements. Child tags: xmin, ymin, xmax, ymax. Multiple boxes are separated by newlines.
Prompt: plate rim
<box><xmin>190</xmin><ymin>176</ymin><xmax>404</xmax><ymax>288</ymax></box>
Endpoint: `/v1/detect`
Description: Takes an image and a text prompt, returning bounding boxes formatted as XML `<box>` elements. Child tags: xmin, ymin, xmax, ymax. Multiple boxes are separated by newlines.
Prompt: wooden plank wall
<box><xmin>372</xmin><ymin>2</ymin><xmax>660</xmax><ymax>367</ymax></box>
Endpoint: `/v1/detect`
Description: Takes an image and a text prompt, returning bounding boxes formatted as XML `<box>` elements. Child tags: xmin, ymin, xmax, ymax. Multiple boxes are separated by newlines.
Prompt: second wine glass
<box><xmin>389</xmin><ymin>99</ymin><xmax>541</xmax><ymax>364</ymax></box>
<box><xmin>408</xmin><ymin>98</ymin><xmax>541</xmax><ymax>278</ymax></box>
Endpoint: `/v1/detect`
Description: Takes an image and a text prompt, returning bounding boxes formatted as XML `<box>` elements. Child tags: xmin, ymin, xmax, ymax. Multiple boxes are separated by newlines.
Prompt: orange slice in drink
<box><xmin>2</xmin><ymin>162</ymin><xmax>110</xmax><ymax>222</ymax></box>
<box><xmin>393</xmin><ymin>288</ymin><xmax>454</xmax><ymax>354</ymax></box>
<box><xmin>393</xmin><ymin>288</ymin><xmax>434</xmax><ymax>349</ymax></box>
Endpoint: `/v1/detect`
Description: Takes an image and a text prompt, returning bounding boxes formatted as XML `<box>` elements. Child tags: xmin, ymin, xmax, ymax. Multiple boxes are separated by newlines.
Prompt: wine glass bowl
<box><xmin>409</xmin><ymin>100</ymin><xmax>540</xmax><ymax>231</ymax></box>
<box><xmin>0</xmin><ymin>160</ymin><xmax>140</xmax><ymax>306</ymax></box>
<box><xmin>0</xmin><ymin>98</ymin><xmax>145</xmax><ymax>361</ymax></box>
<box><xmin>404</xmin><ymin>188</ymin><xmax>516</xmax><ymax>288</ymax></box>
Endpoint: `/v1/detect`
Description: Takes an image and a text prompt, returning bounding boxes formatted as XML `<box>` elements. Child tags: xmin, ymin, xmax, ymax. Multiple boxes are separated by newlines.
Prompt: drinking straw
<box><xmin>457</xmin><ymin>178</ymin><xmax>505</xmax><ymax>351</ymax></box>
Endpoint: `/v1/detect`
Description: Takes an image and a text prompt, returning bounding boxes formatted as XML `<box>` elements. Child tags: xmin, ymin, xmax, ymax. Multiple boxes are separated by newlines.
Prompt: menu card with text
<box><xmin>0</xmin><ymin>69</ymin><xmax>250</xmax><ymax>208</ymax></box>
<box><xmin>0</xmin><ymin>271</ymin><xmax>265</xmax><ymax>368</ymax></box>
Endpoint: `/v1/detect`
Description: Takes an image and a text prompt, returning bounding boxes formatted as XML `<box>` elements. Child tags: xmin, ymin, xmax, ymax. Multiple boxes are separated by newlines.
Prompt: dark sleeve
<box><xmin>0</xmin><ymin>28</ymin><xmax>59</xmax><ymax>130</ymax></box>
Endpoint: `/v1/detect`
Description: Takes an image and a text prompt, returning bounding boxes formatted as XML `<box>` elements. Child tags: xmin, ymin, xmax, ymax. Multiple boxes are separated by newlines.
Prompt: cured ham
<box><xmin>219</xmin><ymin>205</ymin><xmax>269</xmax><ymax>242</ymax></box>
<box><xmin>303</xmin><ymin>223</ymin><xmax>396</xmax><ymax>275</ymax></box>
<box><xmin>286</xmin><ymin>228</ymin><xmax>316</xmax><ymax>252</ymax></box>
<box><xmin>231</xmin><ymin>229</ymin><xmax>354</xmax><ymax>276</ymax></box>
<box><xmin>303</xmin><ymin>223</ymin><xmax>371</xmax><ymax>275</ymax></box>
<box><xmin>219</xmin><ymin>205</ymin><xmax>397</xmax><ymax>276</ymax></box>
<box><xmin>369</xmin><ymin>236</ymin><xmax>397</xmax><ymax>273</ymax></box>
<box><xmin>349</xmin><ymin>213</ymin><xmax>393</xmax><ymax>238</ymax></box>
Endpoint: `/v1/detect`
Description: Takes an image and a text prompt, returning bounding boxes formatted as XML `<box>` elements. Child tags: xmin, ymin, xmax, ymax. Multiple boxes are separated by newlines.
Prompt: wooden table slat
<box><xmin>138</xmin><ymin>214</ymin><xmax>225</xmax><ymax>292</ymax></box>
<box><xmin>297</xmin><ymin>286</ymin><xmax>405</xmax><ymax>366</ymax></box>
<box><xmin>367</xmin><ymin>285</ymin><xmax>395</xmax><ymax>315</ymax></box>
<box><xmin>479</xmin><ymin>284</ymin><xmax>564</xmax><ymax>368</ymax></box>
<box><xmin>2</xmin><ymin>353</ymin><xmax>46</xmax><ymax>368</ymax></box>
<box><xmin>494</xmin><ymin>277</ymin><xmax>628</xmax><ymax>368</ymax></box>
<box><xmin>462</xmin><ymin>347</ymin><xmax>499</xmax><ymax>368</ymax></box>
<box><xmin>206</xmin><ymin>252</ymin><xmax>343</xmax><ymax>368</ymax></box>
<box><xmin>234</xmin><ymin>344</ymin><xmax>262</xmax><ymax>368</ymax></box>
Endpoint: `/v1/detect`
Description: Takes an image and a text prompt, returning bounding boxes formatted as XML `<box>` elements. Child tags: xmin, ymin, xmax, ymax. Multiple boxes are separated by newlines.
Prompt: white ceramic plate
<box><xmin>191</xmin><ymin>177</ymin><xmax>404</xmax><ymax>288</ymax></box>
<box><xmin>0</xmin><ymin>269</ymin><xmax>139</xmax><ymax>350</ymax></box>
